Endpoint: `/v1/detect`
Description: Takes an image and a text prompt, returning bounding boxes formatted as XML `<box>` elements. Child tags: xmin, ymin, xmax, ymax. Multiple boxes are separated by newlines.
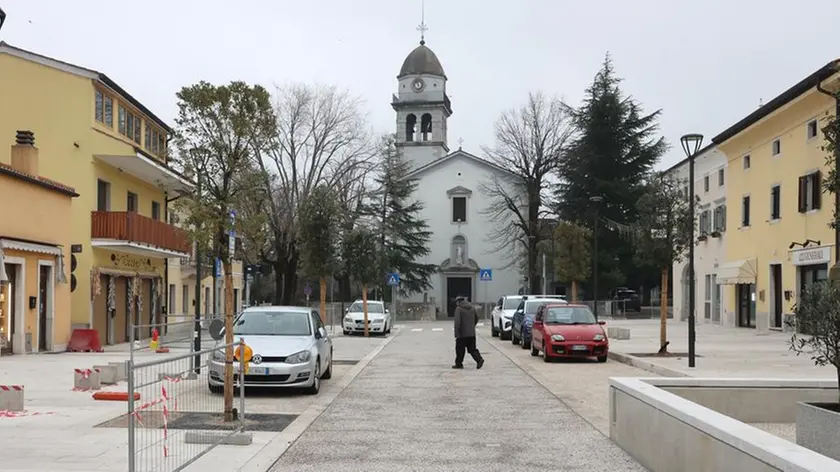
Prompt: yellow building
<box><xmin>714</xmin><ymin>59</ymin><xmax>840</xmax><ymax>330</ymax></box>
<box><xmin>0</xmin><ymin>131</ymin><xmax>78</xmax><ymax>353</ymax></box>
<box><xmin>0</xmin><ymin>42</ymin><xmax>194</xmax><ymax>346</ymax></box>
<box><xmin>165</xmin><ymin>254</ymin><xmax>244</xmax><ymax>322</ymax></box>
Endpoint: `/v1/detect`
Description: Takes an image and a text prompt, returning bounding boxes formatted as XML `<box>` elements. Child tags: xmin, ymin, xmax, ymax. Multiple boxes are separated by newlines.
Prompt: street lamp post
<box><xmin>590</xmin><ymin>196</ymin><xmax>603</xmax><ymax>321</ymax></box>
<box><xmin>680</xmin><ymin>133</ymin><xmax>704</xmax><ymax>369</ymax></box>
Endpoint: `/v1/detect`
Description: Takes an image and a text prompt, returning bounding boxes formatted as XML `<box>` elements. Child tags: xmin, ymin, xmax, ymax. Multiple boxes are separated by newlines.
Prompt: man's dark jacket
<box><xmin>453</xmin><ymin>300</ymin><xmax>479</xmax><ymax>338</ymax></box>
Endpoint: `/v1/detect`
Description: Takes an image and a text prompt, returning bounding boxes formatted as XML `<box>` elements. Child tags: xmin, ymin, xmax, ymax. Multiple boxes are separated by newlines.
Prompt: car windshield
<box><xmin>616</xmin><ymin>290</ymin><xmax>637</xmax><ymax>298</ymax></box>
<box><xmin>233</xmin><ymin>310</ymin><xmax>312</xmax><ymax>336</ymax></box>
<box><xmin>348</xmin><ymin>302</ymin><xmax>384</xmax><ymax>313</ymax></box>
<box><xmin>525</xmin><ymin>301</ymin><xmax>552</xmax><ymax>315</ymax></box>
<box><xmin>503</xmin><ymin>297</ymin><xmax>523</xmax><ymax>309</ymax></box>
<box><xmin>545</xmin><ymin>307</ymin><xmax>597</xmax><ymax>325</ymax></box>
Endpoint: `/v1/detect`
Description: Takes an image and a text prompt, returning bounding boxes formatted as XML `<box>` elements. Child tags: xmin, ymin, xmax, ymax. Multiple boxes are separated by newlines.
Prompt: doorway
<box><xmin>37</xmin><ymin>264</ymin><xmax>52</xmax><ymax>352</ymax></box>
<box><xmin>446</xmin><ymin>276</ymin><xmax>473</xmax><ymax>317</ymax></box>
<box><xmin>737</xmin><ymin>283</ymin><xmax>756</xmax><ymax>328</ymax></box>
<box><xmin>770</xmin><ymin>264</ymin><xmax>782</xmax><ymax>328</ymax></box>
<box><xmin>1</xmin><ymin>263</ymin><xmax>20</xmax><ymax>355</ymax></box>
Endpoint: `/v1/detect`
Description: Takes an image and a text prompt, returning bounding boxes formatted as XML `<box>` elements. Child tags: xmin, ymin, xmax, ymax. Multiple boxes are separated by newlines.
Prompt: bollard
<box><xmin>94</xmin><ymin>365</ymin><xmax>119</xmax><ymax>385</ymax></box>
<box><xmin>73</xmin><ymin>368</ymin><xmax>102</xmax><ymax>391</ymax></box>
<box><xmin>109</xmin><ymin>361</ymin><xmax>128</xmax><ymax>382</ymax></box>
<box><xmin>0</xmin><ymin>385</ymin><xmax>24</xmax><ymax>412</ymax></box>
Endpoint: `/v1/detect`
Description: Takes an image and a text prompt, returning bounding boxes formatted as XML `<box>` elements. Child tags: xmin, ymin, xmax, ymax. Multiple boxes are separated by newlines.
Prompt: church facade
<box><xmin>393</xmin><ymin>39</ymin><xmax>523</xmax><ymax>317</ymax></box>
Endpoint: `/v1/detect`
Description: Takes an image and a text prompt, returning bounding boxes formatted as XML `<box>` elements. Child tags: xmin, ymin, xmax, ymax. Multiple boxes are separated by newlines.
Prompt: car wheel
<box><xmin>322</xmin><ymin>351</ymin><xmax>333</xmax><ymax>379</ymax></box>
<box><xmin>597</xmin><ymin>355</ymin><xmax>608</xmax><ymax>363</ymax></box>
<box><xmin>208</xmin><ymin>383</ymin><xmax>222</xmax><ymax>394</ymax></box>
<box><xmin>386</xmin><ymin>322</ymin><xmax>391</xmax><ymax>334</ymax></box>
<box><xmin>500</xmin><ymin>323</ymin><xmax>510</xmax><ymax>340</ymax></box>
<box><xmin>512</xmin><ymin>331</ymin><xmax>520</xmax><ymax>345</ymax></box>
<box><xmin>521</xmin><ymin>337</ymin><xmax>529</xmax><ymax>349</ymax></box>
<box><xmin>542</xmin><ymin>347</ymin><xmax>552</xmax><ymax>363</ymax></box>
<box><xmin>305</xmin><ymin>360</ymin><xmax>321</xmax><ymax>395</ymax></box>
<box><xmin>343</xmin><ymin>330</ymin><xmax>350</xmax><ymax>336</ymax></box>
<box><xmin>491</xmin><ymin>322</ymin><xmax>499</xmax><ymax>337</ymax></box>
<box><xmin>530</xmin><ymin>344</ymin><xmax>539</xmax><ymax>357</ymax></box>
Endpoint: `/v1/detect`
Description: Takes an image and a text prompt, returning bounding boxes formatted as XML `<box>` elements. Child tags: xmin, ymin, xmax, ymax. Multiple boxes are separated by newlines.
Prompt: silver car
<box><xmin>208</xmin><ymin>306</ymin><xmax>333</xmax><ymax>395</ymax></box>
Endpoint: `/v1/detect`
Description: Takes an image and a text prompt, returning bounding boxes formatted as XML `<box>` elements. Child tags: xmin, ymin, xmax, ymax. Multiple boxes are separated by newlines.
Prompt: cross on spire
<box><xmin>458</xmin><ymin>137</ymin><xmax>464</xmax><ymax>149</ymax></box>
<box><xmin>417</xmin><ymin>0</ymin><xmax>428</xmax><ymax>45</ymax></box>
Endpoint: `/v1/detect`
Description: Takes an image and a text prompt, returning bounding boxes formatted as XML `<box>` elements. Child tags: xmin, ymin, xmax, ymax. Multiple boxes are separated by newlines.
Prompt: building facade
<box><xmin>392</xmin><ymin>39</ymin><xmax>522</xmax><ymax>316</ymax></box>
<box><xmin>0</xmin><ymin>42</ymin><xmax>193</xmax><ymax>345</ymax></box>
<box><xmin>0</xmin><ymin>131</ymin><xmax>78</xmax><ymax>354</ymax></box>
<box><xmin>666</xmin><ymin>145</ymin><xmax>730</xmax><ymax>325</ymax></box>
<box><xmin>713</xmin><ymin>60</ymin><xmax>840</xmax><ymax>330</ymax></box>
<box><xmin>165</xmin><ymin>254</ymin><xmax>244</xmax><ymax>321</ymax></box>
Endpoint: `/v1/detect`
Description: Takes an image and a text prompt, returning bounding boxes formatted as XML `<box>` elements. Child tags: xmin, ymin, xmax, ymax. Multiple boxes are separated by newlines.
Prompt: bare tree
<box><xmin>252</xmin><ymin>83</ymin><xmax>375</xmax><ymax>304</ymax></box>
<box><xmin>480</xmin><ymin>92</ymin><xmax>574</xmax><ymax>294</ymax></box>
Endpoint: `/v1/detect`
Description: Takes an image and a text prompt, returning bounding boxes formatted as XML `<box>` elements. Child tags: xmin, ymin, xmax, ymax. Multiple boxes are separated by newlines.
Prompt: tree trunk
<box><xmin>571</xmin><ymin>280</ymin><xmax>578</xmax><ymax>303</ymax></box>
<box><xmin>528</xmin><ymin>237</ymin><xmax>539</xmax><ymax>294</ymax></box>
<box><xmin>281</xmin><ymin>250</ymin><xmax>299</xmax><ymax>305</ymax></box>
<box><xmin>222</xmin><ymin>261</ymin><xmax>235</xmax><ymax>422</ymax></box>
<box><xmin>319</xmin><ymin>276</ymin><xmax>327</xmax><ymax>324</ymax></box>
<box><xmin>659</xmin><ymin>266</ymin><xmax>669</xmax><ymax>354</ymax></box>
<box><xmin>272</xmin><ymin>260</ymin><xmax>284</xmax><ymax>305</ymax></box>
<box><xmin>362</xmin><ymin>285</ymin><xmax>370</xmax><ymax>337</ymax></box>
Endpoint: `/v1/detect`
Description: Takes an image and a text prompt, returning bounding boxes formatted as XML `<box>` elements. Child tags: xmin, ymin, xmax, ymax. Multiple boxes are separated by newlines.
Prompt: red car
<box><xmin>530</xmin><ymin>304</ymin><xmax>609</xmax><ymax>363</ymax></box>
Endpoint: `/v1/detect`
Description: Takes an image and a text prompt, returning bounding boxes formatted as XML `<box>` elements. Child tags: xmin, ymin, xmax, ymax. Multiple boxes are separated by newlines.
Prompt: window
<box><xmin>713</xmin><ymin>205</ymin><xmax>727</xmax><ymax>233</ymax></box>
<box><xmin>144</xmin><ymin>121</ymin><xmax>164</xmax><ymax>156</ymax></box>
<box><xmin>718</xmin><ymin>168</ymin><xmax>724</xmax><ymax>186</ymax></box>
<box><xmin>151</xmin><ymin>201</ymin><xmax>161</xmax><ymax>220</ymax></box>
<box><xmin>770</xmin><ymin>185</ymin><xmax>781</xmax><ymax>220</ymax></box>
<box><xmin>95</xmin><ymin>90</ymin><xmax>104</xmax><ymax>123</ymax></box>
<box><xmin>127</xmin><ymin>192</ymin><xmax>138</xmax><ymax>213</ymax></box>
<box><xmin>182</xmin><ymin>285</ymin><xmax>189</xmax><ymax>314</ymax></box>
<box><xmin>772</xmin><ymin>139</ymin><xmax>781</xmax><ymax>156</ymax></box>
<box><xmin>96</xmin><ymin>179</ymin><xmax>111</xmax><ymax>211</ymax></box>
<box><xmin>798</xmin><ymin>171</ymin><xmax>822</xmax><ymax>212</ymax></box>
<box><xmin>704</xmin><ymin>175</ymin><xmax>709</xmax><ymax>192</ymax></box>
<box><xmin>742</xmin><ymin>195</ymin><xmax>751</xmax><ymax>227</ymax></box>
<box><xmin>119</xmin><ymin>105</ymin><xmax>142</xmax><ymax>144</ymax></box>
<box><xmin>700</xmin><ymin>209</ymin><xmax>711</xmax><ymax>235</ymax></box>
<box><xmin>168</xmin><ymin>284</ymin><xmax>175</xmax><ymax>316</ymax></box>
<box><xmin>104</xmin><ymin>96</ymin><xmax>113</xmax><ymax>127</ymax></box>
<box><xmin>807</xmin><ymin>120</ymin><xmax>818</xmax><ymax>140</ymax></box>
<box><xmin>704</xmin><ymin>275</ymin><xmax>712</xmax><ymax>319</ymax></box>
<box><xmin>452</xmin><ymin>196</ymin><xmax>467</xmax><ymax>223</ymax></box>
<box><xmin>743</xmin><ymin>154</ymin><xmax>751</xmax><ymax>170</ymax></box>
<box><xmin>118</xmin><ymin>106</ymin><xmax>126</xmax><ymax>134</ymax></box>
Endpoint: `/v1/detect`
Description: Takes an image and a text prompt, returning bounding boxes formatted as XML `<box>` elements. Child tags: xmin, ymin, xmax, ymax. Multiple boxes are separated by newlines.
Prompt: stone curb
<box><xmin>236</xmin><ymin>334</ymin><xmax>397</xmax><ymax>472</ymax></box>
<box><xmin>607</xmin><ymin>351</ymin><xmax>690</xmax><ymax>378</ymax></box>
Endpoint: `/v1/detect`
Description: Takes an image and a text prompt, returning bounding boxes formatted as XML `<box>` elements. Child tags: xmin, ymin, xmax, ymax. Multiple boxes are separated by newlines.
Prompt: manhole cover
<box><xmin>332</xmin><ymin>359</ymin><xmax>359</xmax><ymax>366</ymax></box>
<box><xmin>628</xmin><ymin>352</ymin><xmax>703</xmax><ymax>358</ymax></box>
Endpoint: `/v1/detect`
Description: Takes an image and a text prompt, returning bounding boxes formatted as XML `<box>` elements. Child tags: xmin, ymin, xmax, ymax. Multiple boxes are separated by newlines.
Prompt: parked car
<box><xmin>490</xmin><ymin>295</ymin><xmax>525</xmax><ymax>340</ymax></box>
<box><xmin>511</xmin><ymin>297</ymin><xmax>568</xmax><ymax>348</ymax></box>
<box><xmin>530</xmin><ymin>304</ymin><xmax>608</xmax><ymax>363</ymax></box>
<box><xmin>343</xmin><ymin>300</ymin><xmax>392</xmax><ymax>335</ymax></box>
<box><xmin>207</xmin><ymin>306</ymin><xmax>333</xmax><ymax>395</ymax></box>
<box><xmin>612</xmin><ymin>287</ymin><xmax>642</xmax><ymax>312</ymax></box>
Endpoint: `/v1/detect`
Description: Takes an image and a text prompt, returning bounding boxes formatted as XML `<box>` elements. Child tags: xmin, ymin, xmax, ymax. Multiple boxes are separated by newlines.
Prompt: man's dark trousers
<box><xmin>455</xmin><ymin>336</ymin><xmax>483</xmax><ymax>366</ymax></box>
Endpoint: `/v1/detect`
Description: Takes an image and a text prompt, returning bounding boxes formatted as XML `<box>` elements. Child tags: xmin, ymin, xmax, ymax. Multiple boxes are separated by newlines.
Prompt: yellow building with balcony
<box><xmin>0</xmin><ymin>42</ymin><xmax>194</xmax><ymax>346</ymax></box>
<box><xmin>713</xmin><ymin>59</ymin><xmax>840</xmax><ymax>331</ymax></box>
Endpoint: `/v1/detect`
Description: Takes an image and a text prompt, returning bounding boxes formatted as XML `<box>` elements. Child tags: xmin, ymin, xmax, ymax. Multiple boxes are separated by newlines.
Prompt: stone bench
<box><xmin>607</xmin><ymin>327</ymin><xmax>631</xmax><ymax>340</ymax></box>
<box><xmin>0</xmin><ymin>385</ymin><xmax>24</xmax><ymax>412</ymax></box>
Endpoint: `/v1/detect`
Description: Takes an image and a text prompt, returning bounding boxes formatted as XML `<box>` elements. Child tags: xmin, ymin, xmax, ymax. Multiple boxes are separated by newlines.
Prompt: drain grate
<box><xmin>332</xmin><ymin>359</ymin><xmax>359</xmax><ymax>366</ymax></box>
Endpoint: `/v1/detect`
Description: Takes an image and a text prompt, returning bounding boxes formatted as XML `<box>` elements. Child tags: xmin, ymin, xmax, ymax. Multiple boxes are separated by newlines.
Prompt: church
<box><xmin>392</xmin><ymin>37</ymin><xmax>523</xmax><ymax>316</ymax></box>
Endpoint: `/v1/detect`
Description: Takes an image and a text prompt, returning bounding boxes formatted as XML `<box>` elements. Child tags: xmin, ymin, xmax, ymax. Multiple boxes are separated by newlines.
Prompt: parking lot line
<box><xmin>431</xmin><ymin>328</ymin><xmax>443</xmax><ymax>332</ymax></box>
<box><xmin>411</xmin><ymin>328</ymin><xmax>423</xmax><ymax>332</ymax></box>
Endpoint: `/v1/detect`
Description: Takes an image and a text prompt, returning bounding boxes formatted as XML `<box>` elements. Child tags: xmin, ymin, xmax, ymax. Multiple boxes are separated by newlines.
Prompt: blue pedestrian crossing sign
<box><xmin>387</xmin><ymin>273</ymin><xmax>400</xmax><ymax>286</ymax></box>
<box><xmin>479</xmin><ymin>269</ymin><xmax>492</xmax><ymax>281</ymax></box>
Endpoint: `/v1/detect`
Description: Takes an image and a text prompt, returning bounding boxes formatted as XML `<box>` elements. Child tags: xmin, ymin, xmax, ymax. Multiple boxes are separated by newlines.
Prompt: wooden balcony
<box><xmin>91</xmin><ymin>211</ymin><xmax>191</xmax><ymax>255</ymax></box>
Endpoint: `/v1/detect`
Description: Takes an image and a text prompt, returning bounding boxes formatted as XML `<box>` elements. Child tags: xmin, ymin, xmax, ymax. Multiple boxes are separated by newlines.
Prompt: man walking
<box><xmin>452</xmin><ymin>296</ymin><xmax>484</xmax><ymax>369</ymax></box>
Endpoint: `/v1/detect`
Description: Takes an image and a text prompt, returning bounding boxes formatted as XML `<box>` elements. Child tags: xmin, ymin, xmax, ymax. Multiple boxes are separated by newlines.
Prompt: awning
<box><xmin>0</xmin><ymin>238</ymin><xmax>61</xmax><ymax>256</ymax></box>
<box><xmin>94</xmin><ymin>153</ymin><xmax>194</xmax><ymax>193</ymax></box>
<box><xmin>90</xmin><ymin>239</ymin><xmax>189</xmax><ymax>258</ymax></box>
<box><xmin>0</xmin><ymin>245</ymin><xmax>6</xmax><ymax>283</ymax></box>
<box><xmin>716</xmin><ymin>258</ymin><xmax>758</xmax><ymax>285</ymax></box>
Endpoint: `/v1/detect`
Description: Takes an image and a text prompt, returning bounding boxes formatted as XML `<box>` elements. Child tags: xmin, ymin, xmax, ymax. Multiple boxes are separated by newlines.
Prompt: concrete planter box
<box><xmin>796</xmin><ymin>401</ymin><xmax>840</xmax><ymax>461</ymax></box>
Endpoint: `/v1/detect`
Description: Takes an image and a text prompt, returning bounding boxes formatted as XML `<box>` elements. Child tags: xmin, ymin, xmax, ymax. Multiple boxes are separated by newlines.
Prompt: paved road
<box><xmin>269</xmin><ymin>325</ymin><xmax>645</xmax><ymax>472</ymax></box>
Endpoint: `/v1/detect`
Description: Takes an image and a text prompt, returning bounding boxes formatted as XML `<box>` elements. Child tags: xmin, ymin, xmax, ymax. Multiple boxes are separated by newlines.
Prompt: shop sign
<box><xmin>109</xmin><ymin>253</ymin><xmax>158</xmax><ymax>272</ymax></box>
<box><xmin>791</xmin><ymin>246</ymin><xmax>831</xmax><ymax>266</ymax></box>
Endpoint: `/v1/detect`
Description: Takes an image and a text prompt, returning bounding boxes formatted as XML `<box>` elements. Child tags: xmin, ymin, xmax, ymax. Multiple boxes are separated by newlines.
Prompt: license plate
<box><xmin>572</xmin><ymin>345</ymin><xmax>588</xmax><ymax>351</ymax></box>
<box><xmin>250</xmin><ymin>367</ymin><xmax>269</xmax><ymax>375</ymax></box>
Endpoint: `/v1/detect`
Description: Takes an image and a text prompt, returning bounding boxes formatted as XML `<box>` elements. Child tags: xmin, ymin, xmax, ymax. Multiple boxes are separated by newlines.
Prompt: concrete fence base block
<box><xmin>158</xmin><ymin>373</ymin><xmax>184</xmax><ymax>381</ymax></box>
<box><xmin>108</xmin><ymin>362</ymin><xmax>128</xmax><ymax>381</ymax></box>
<box><xmin>184</xmin><ymin>372</ymin><xmax>199</xmax><ymax>380</ymax></box>
<box><xmin>607</xmin><ymin>327</ymin><xmax>631</xmax><ymax>340</ymax></box>
<box><xmin>184</xmin><ymin>431</ymin><xmax>253</xmax><ymax>446</ymax></box>
<box><xmin>93</xmin><ymin>365</ymin><xmax>118</xmax><ymax>384</ymax></box>
<box><xmin>0</xmin><ymin>385</ymin><xmax>25</xmax><ymax>412</ymax></box>
<box><xmin>74</xmin><ymin>369</ymin><xmax>101</xmax><ymax>391</ymax></box>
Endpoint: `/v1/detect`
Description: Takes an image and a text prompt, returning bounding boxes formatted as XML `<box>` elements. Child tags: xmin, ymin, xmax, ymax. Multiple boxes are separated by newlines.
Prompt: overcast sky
<box><xmin>2</xmin><ymin>0</ymin><xmax>839</xmax><ymax>169</ymax></box>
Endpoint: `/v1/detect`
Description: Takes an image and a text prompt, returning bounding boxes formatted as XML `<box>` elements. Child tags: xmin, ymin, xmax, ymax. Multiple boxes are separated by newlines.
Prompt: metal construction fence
<box><xmin>127</xmin><ymin>340</ymin><xmax>246</xmax><ymax>472</ymax></box>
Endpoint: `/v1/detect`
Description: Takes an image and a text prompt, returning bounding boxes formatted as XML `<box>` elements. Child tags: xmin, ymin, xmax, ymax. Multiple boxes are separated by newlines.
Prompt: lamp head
<box><xmin>590</xmin><ymin>196</ymin><xmax>604</xmax><ymax>203</ymax></box>
<box><xmin>680</xmin><ymin>134</ymin><xmax>704</xmax><ymax>158</ymax></box>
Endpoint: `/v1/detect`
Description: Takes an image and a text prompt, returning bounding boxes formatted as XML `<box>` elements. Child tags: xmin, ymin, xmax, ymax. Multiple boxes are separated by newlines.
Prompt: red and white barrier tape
<box><xmin>161</xmin><ymin>385</ymin><xmax>169</xmax><ymax>458</ymax></box>
<box><xmin>0</xmin><ymin>385</ymin><xmax>23</xmax><ymax>391</ymax></box>
<box><xmin>0</xmin><ymin>410</ymin><xmax>55</xmax><ymax>418</ymax></box>
<box><xmin>162</xmin><ymin>376</ymin><xmax>181</xmax><ymax>412</ymax></box>
<box><xmin>74</xmin><ymin>368</ymin><xmax>92</xmax><ymax>379</ymax></box>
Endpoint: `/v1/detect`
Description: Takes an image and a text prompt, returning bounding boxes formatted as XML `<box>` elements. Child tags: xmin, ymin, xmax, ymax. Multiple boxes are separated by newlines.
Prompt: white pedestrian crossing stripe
<box><xmin>411</xmin><ymin>328</ymin><xmax>423</xmax><ymax>332</ymax></box>
<box><xmin>432</xmin><ymin>328</ymin><xmax>443</xmax><ymax>332</ymax></box>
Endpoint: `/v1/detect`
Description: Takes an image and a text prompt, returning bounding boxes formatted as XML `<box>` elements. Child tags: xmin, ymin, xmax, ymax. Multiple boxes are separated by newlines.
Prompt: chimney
<box><xmin>10</xmin><ymin>130</ymin><xmax>39</xmax><ymax>176</ymax></box>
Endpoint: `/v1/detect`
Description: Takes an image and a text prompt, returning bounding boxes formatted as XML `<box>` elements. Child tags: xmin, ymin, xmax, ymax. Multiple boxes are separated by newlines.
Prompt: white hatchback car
<box><xmin>208</xmin><ymin>306</ymin><xmax>333</xmax><ymax>395</ymax></box>
<box><xmin>343</xmin><ymin>300</ymin><xmax>391</xmax><ymax>335</ymax></box>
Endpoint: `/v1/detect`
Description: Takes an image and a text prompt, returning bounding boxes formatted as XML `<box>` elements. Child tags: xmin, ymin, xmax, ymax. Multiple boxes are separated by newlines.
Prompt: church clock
<box><xmin>411</xmin><ymin>78</ymin><xmax>425</xmax><ymax>92</ymax></box>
